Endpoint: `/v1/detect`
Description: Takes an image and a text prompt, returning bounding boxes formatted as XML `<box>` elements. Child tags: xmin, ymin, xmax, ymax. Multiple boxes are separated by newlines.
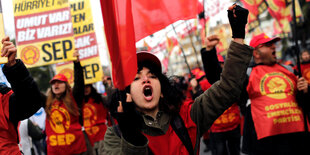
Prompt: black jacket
<box><xmin>3</xmin><ymin>60</ymin><xmax>43</xmax><ymax>125</ymax></box>
<box><xmin>0</xmin><ymin>59</ymin><xmax>44</xmax><ymax>142</ymax></box>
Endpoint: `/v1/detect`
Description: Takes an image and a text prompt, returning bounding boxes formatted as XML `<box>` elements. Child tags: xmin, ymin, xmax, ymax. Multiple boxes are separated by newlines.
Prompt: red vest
<box><xmin>83</xmin><ymin>98</ymin><xmax>108</xmax><ymax>146</ymax></box>
<box><xmin>144</xmin><ymin>99</ymin><xmax>197</xmax><ymax>155</ymax></box>
<box><xmin>210</xmin><ymin>103</ymin><xmax>241</xmax><ymax>132</ymax></box>
<box><xmin>0</xmin><ymin>90</ymin><xmax>21</xmax><ymax>155</ymax></box>
<box><xmin>45</xmin><ymin>100</ymin><xmax>87</xmax><ymax>155</ymax></box>
<box><xmin>300</xmin><ymin>63</ymin><xmax>310</xmax><ymax>84</ymax></box>
<box><xmin>247</xmin><ymin>64</ymin><xmax>307</xmax><ymax>139</ymax></box>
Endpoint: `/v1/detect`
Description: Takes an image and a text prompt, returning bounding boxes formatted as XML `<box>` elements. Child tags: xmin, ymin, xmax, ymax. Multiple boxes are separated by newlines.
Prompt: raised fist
<box><xmin>227</xmin><ymin>5</ymin><xmax>249</xmax><ymax>39</ymax></box>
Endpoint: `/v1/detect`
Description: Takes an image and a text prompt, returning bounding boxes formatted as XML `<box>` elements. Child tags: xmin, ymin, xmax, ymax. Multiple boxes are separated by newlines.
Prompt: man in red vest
<box><xmin>242</xmin><ymin>33</ymin><xmax>310</xmax><ymax>155</ymax></box>
<box><xmin>0</xmin><ymin>36</ymin><xmax>43</xmax><ymax>154</ymax></box>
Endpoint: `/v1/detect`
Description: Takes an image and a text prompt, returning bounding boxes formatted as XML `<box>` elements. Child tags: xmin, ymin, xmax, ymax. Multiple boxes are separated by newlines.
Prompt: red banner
<box><xmin>240</xmin><ymin>0</ymin><xmax>267</xmax><ymax>31</ymax></box>
<box><xmin>132</xmin><ymin>0</ymin><xmax>198</xmax><ymax>41</ymax></box>
<box><xmin>240</xmin><ymin>0</ymin><xmax>261</xmax><ymax>16</ymax></box>
<box><xmin>266</xmin><ymin>0</ymin><xmax>302</xmax><ymax>33</ymax></box>
<box><xmin>100</xmin><ymin>0</ymin><xmax>137</xmax><ymax>90</ymax></box>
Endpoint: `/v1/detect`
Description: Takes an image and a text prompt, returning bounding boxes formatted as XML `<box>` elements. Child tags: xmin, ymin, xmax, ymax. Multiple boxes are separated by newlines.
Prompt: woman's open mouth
<box><xmin>143</xmin><ymin>85</ymin><xmax>153</xmax><ymax>101</ymax></box>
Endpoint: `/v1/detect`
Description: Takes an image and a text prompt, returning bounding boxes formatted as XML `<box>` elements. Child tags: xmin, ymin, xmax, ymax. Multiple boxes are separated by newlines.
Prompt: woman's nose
<box><xmin>142</xmin><ymin>76</ymin><xmax>150</xmax><ymax>84</ymax></box>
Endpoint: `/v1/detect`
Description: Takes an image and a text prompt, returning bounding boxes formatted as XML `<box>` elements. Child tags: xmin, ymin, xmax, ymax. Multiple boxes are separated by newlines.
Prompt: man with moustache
<box><xmin>241</xmin><ymin>33</ymin><xmax>310</xmax><ymax>155</ymax></box>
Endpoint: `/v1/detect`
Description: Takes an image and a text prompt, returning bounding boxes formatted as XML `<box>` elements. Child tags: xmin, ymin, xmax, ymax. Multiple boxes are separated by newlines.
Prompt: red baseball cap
<box><xmin>191</xmin><ymin>68</ymin><xmax>205</xmax><ymax>80</ymax></box>
<box><xmin>191</xmin><ymin>68</ymin><xmax>200</xmax><ymax>75</ymax></box>
<box><xmin>137</xmin><ymin>51</ymin><xmax>162</xmax><ymax>72</ymax></box>
<box><xmin>195</xmin><ymin>70</ymin><xmax>206</xmax><ymax>80</ymax></box>
<box><xmin>50</xmin><ymin>74</ymin><xmax>68</xmax><ymax>84</ymax></box>
<box><xmin>250</xmin><ymin>33</ymin><xmax>281</xmax><ymax>48</ymax></box>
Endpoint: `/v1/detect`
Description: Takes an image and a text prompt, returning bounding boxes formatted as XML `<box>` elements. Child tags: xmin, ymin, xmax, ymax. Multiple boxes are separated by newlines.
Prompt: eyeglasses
<box><xmin>257</xmin><ymin>42</ymin><xmax>274</xmax><ymax>48</ymax></box>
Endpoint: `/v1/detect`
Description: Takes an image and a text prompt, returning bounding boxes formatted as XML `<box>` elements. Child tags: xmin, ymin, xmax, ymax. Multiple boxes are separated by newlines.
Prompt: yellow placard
<box><xmin>56</xmin><ymin>57</ymin><xmax>103</xmax><ymax>85</ymax></box>
<box><xmin>81</xmin><ymin>57</ymin><xmax>103</xmax><ymax>84</ymax></box>
<box><xmin>13</xmin><ymin>0</ymin><xmax>66</xmax><ymax>16</ymax></box>
<box><xmin>70</xmin><ymin>0</ymin><xmax>95</xmax><ymax>37</ymax></box>
<box><xmin>17</xmin><ymin>37</ymin><xmax>76</xmax><ymax>67</ymax></box>
<box><xmin>13</xmin><ymin>0</ymin><xmax>76</xmax><ymax>68</ymax></box>
<box><xmin>56</xmin><ymin>0</ymin><xmax>103</xmax><ymax>84</ymax></box>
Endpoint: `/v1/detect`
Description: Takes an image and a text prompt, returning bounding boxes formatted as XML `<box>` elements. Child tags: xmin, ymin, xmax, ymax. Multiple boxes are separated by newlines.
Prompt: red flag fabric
<box><xmin>265</xmin><ymin>0</ymin><xmax>302</xmax><ymax>33</ymax></box>
<box><xmin>240</xmin><ymin>0</ymin><xmax>267</xmax><ymax>31</ymax></box>
<box><xmin>100</xmin><ymin>0</ymin><xmax>137</xmax><ymax>90</ymax></box>
<box><xmin>132</xmin><ymin>0</ymin><xmax>198</xmax><ymax>41</ymax></box>
<box><xmin>197</xmin><ymin>1</ymin><xmax>204</xmax><ymax>13</ymax></box>
<box><xmin>100</xmin><ymin>0</ymin><xmax>197</xmax><ymax>89</ymax></box>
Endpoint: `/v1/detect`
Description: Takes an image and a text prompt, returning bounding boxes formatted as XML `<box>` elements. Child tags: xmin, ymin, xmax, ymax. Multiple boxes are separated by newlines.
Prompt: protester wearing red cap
<box><xmin>240</xmin><ymin>33</ymin><xmax>310</xmax><ymax>155</ymax></box>
<box><xmin>104</xmin><ymin>4</ymin><xmax>253</xmax><ymax>155</ymax></box>
<box><xmin>49</xmin><ymin>73</ymin><xmax>68</xmax><ymax>83</ymax></box>
<box><xmin>44</xmin><ymin>51</ymin><xmax>92</xmax><ymax>155</ymax></box>
<box><xmin>249</xmin><ymin>33</ymin><xmax>281</xmax><ymax>48</ymax></box>
<box><xmin>0</xmin><ymin>36</ymin><xmax>43</xmax><ymax>155</ymax></box>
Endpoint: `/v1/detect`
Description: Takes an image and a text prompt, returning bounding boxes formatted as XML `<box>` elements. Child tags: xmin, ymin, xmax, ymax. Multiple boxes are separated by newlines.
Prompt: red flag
<box><xmin>265</xmin><ymin>0</ymin><xmax>292</xmax><ymax>33</ymax></box>
<box><xmin>197</xmin><ymin>0</ymin><xmax>204</xmax><ymax>13</ymax></box>
<box><xmin>100</xmin><ymin>0</ymin><xmax>137</xmax><ymax>90</ymax></box>
<box><xmin>241</xmin><ymin>0</ymin><xmax>267</xmax><ymax>31</ymax></box>
<box><xmin>132</xmin><ymin>0</ymin><xmax>198</xmax><ymax>41</ymax></box>
<box><xmin>100</xmin><ymin>0</ymin><xmax>197</xmax><ymax>89</ymax></box>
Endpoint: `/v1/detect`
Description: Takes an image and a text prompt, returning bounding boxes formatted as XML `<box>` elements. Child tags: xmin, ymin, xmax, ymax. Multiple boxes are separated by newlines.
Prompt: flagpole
<box><xmin>184</xmin><ymin>20</ymin><xmax>201</xmax><ymax>68</ymax></box>
<box><xmin>292</xmin><ymin>0</ymin><xmax>308</xmax><ymax>134</ymax></box>
<box><xmin>291</xmin><ymin>0</ymin><xmax>302</xmax><ymax>86</ymax></box>
<box><xmin>171</xmin><ymin>24</ymin><xmax>193</xmax><ymax>76</ymax></box>
<box><xmin>292</xmin><ymin>0</ymin><xmax>301</xmax><ymax>77</ymax></box>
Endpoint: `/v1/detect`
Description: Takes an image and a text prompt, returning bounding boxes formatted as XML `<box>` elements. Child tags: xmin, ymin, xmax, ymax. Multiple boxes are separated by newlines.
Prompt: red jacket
<box><xmin>0</xmin><ymin>90</ymin><xmax>21</xmax><ymax>155</ymax></box>
<box><xmin>144</xmin><ymin>99</ymin><xmax>197</xmax><ymax>155</ymax></box>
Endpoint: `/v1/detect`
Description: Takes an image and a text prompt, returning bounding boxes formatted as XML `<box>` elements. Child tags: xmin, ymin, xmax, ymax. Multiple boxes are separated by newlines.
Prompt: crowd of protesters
<box><xmin>0</xmin><ymin>4</ymin><xmax>309</xmax><ymax>155</ymax></box>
